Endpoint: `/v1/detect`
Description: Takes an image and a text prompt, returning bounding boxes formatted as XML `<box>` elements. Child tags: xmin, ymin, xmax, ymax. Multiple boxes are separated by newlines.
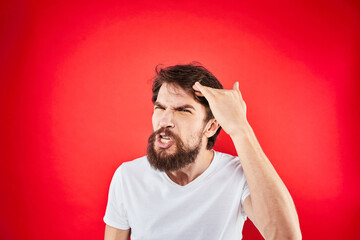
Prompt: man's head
<box><xmin>152</xmin><ymin>63</ymin><xmax>223</xmax><ymax>149</ymax></box>
<box><xmin>146</xmin><ymin>63</ymin><xmax>223</xmax><ymax>172</ymax></box>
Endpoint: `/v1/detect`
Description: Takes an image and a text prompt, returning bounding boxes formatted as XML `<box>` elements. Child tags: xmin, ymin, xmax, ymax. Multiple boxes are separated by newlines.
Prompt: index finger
<box><xmin>194</xmin><ymin>90</ymin><xmax>204</xmax><ymax>97</ymax></box>
<box><xmin>192</xmin><ymin>82</ymin><xmax>215</xmax><ymax>99</ymax></box>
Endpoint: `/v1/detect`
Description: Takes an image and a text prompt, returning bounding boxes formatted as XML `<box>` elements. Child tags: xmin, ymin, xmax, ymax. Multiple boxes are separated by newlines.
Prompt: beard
<box><xmin>146</xmin><ymin>127</ymin><xmax>202</xmax><ymax>172</ymax></box>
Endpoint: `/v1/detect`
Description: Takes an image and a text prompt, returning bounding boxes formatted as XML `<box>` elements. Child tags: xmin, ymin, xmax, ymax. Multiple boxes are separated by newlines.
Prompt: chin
<box><xmin>156</xmin><ymin>147</ymin><xmax>176</xmax><ymax>157</ymax></box>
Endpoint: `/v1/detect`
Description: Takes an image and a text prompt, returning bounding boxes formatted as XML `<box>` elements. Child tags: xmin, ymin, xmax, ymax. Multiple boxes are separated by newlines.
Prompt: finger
<box><xmin>192</xmin><ymin>84</ymin><xmax>204</xmax><ymax>96</ymax></box>
<box><xmin>192</xmin><ymin>82</ymin><xmax>215</xmax><ymax>99</ymax></box>
<box><xmin>194</xmin><ymin>90</ymin><xmax>204</xmax><ymax>97</ymax></box>
<box><xmin>232</xmin><ymin>81</ymin><xmax>244</xmax><ymax>99</ymax></box>
<box><xmin>232</xmin><ymin>81</ymin><xmax>239</xmax><ymax>91</ymax></box>
<box><xmin>192</xmin><ymin>82</ymin><xmax>201</xmax><ymax>91</ymax></box>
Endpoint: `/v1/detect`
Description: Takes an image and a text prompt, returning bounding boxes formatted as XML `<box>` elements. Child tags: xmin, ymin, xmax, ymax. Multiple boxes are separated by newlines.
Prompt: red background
<box><xmin>1</xmin><ymin>0</ymin><xmax>359</xmax><ymax>239</ymax></box>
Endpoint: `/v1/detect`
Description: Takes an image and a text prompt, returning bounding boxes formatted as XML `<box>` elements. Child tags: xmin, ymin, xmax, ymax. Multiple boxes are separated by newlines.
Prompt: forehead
<box><xmin>156</xmin><ymin>83</ymin><xmax>203</xmax><ymax>109</ymax></box>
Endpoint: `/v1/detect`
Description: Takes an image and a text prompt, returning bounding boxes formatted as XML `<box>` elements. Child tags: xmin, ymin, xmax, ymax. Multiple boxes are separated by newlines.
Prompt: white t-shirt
<box><xmin>104</xmin><ymin>150</ymin><xmax>250</xmax><ymax>240</ymax></box>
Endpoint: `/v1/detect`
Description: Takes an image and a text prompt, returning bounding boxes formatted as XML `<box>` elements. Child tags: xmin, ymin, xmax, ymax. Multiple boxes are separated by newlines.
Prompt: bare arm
<box><xmin>233</xmin><ymin>122</ymin><xmax>301</xmax><ymax>239</ymax></box>
<box><xmin>193</xmin><ymin>81</ymin><xmax>301</xmax><ymax>239</ymax></box>
<box><xmin>104</xmin><ymin>225</ymin><xmax>130</xmax><ymax>240</ymax></box>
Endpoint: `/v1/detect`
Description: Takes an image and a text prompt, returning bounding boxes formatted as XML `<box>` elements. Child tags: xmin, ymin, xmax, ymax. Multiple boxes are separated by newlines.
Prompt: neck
<box><xmin>166</xmin><ymin>149</ymin><xmax>214</xmax><ymax>186</ymax></box>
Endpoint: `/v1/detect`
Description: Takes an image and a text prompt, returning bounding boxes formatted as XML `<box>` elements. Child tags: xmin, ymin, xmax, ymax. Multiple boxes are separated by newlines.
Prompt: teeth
<box><xmin>160</xmin><ymin>138</ymin><xmax>170</xmax><ymax>143</ymax></box>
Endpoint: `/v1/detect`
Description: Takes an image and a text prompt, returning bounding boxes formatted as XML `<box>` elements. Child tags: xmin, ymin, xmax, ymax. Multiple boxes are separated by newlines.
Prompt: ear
<box><xmin>203</xmin><ymin>119</ymin><xmax>220</xmax><ymax>138</ymax></box>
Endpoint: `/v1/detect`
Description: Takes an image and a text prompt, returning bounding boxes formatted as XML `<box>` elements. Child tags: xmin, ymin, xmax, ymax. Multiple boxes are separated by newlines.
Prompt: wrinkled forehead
<box><xmin>156</xmin><ymin>82</ymin><xmax>204</xmax><ymax>108</ymax></box>
<box><xmin>158</xmin><ymin>82</ymin><xmax>194</xmax><ymax>100</ymax></box>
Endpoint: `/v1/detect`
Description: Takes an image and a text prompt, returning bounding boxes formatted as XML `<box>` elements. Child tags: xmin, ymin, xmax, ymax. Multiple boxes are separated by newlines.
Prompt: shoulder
<box><xmin>213</xmin><ymin>151</ymin><xmax>246</xmax><ymax>177</ymax></box>
<box><xmin>213</xmin><ymin>150</ymin><xmax>248</xmax><ymax>186</ymax></box>
<box><xmin>113</xmin><ymin>155</ymin><xmax>152</xmax><ymax>178</ymax></box>
<box><xmin>214</xmin><ymin>151</ymin><xmax>242</xmax><ymax>168</ymax></box>
<box><xmin>121</xmin><ymin>155</ymin><xmax>150</xmax><ymax>169</ymax></box>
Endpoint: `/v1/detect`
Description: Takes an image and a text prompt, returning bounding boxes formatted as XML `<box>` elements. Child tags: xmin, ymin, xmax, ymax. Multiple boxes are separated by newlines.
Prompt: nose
<box><xmin>159</xmin><ymin>110</ymin><xmax>175</xmax><ymax>129</ymax></box>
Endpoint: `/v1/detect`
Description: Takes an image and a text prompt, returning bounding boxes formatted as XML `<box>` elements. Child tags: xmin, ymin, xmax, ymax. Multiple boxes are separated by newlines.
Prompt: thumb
<box><xmin>232</xmin><ymin>81</ymin><xmax>239</xmax><ymax>91</ymax></box>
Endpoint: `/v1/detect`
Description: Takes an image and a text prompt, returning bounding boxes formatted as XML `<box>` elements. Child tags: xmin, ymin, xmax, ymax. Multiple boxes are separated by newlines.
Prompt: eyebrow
<box><xmin>154</xmin><ymin>101</ymin><xmax>196</xmax><ymax>111</ymax></box>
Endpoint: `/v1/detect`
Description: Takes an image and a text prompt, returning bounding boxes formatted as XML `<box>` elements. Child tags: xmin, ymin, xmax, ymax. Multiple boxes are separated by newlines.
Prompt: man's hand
<box><xmin>192</xmin><ymin>81</ymin><xmax>247</xmax><ymax>137</ymax></box>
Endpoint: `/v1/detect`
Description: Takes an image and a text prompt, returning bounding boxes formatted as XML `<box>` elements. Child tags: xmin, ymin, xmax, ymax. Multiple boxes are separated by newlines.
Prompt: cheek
<box><xmin>182</xmin><ymin>123</ymin><xmax>205</xmax><ymax>142</ymax></box>
<box><xmin>152</xmin><ymin>110</ymin><xmax>161</xmax><ymax>122</ymax></box>
<box><xmin>151</xmin><ymin>113</ymin><xmax>157</xmax><ymax>129</ymax></box>
<box><xmin>191</xmin><ymin>118</ymin><xmax>206</xmax><ymax>131</ymax></box>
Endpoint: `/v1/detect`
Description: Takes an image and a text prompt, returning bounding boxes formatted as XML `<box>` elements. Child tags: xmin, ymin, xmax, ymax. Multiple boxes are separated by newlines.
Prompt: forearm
<box><xmin>231</xmin><ymin>121</ymin><xmax>301</xmax><ymax>239</ymax></box>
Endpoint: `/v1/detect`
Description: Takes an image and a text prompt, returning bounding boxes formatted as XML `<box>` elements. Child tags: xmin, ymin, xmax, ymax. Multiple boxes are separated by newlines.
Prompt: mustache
<box><xmin>148</xmin><ymin>127</ymin><xmax>184</xmax><ymax>148</ymax></box>
<box><xmin>152</xmin><ymin>127</ymin><xmax>177</xmax><ymax>138</ymax></box>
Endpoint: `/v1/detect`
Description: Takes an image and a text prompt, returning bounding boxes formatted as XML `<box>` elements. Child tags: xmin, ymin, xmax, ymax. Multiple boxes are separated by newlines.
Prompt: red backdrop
<box><xmin>1</xmin><ymin>0</ymin><xmax>359</xmax><ymax>239</ymax></box>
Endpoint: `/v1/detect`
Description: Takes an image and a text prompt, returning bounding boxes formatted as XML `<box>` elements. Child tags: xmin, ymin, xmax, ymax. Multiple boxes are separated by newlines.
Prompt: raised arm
<box><xmin>193</xmin><ymin>81</ymin><xmax>301</xmax><ymax>239</ymax></box>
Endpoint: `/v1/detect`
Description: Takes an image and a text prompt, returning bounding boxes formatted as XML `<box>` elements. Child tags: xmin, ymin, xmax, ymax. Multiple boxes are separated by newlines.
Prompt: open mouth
<box><xmin>156</xmin><ymin>132</ymin><xmax>175</xmax><ymax>149</ymax></box>
<box><xmin>160</xmin><ymin>135</ymin><xmax>171</xmax><ymax>143</ymax></box>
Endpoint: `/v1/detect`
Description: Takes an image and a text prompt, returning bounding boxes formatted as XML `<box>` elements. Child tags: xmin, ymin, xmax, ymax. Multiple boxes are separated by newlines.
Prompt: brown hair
<box><xmin>151</xmin><ymin>62</ymin><xmax>223</xmax><ymax>150</ymax></box>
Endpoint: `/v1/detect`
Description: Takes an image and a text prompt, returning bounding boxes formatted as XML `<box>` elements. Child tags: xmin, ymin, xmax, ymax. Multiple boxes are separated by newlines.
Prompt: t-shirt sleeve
<box><xmin>103</xmin><ymin>165</ymin><xmax>130</xmax><ymax>230</ymax></box>
<box><xmin>240</xmin><ymin>179</ymin><xmax>250</xmax><ymax>206</ymax></box>
<box><xmin>240</xmin><ymin>170</ymin><xmax>251</xmax><ymax>219</ymax></box>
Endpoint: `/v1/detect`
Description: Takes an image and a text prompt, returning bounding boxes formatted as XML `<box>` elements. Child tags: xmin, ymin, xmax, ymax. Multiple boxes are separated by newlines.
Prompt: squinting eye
<box><xmin>181</xmin><ymin>109</ymin><xmax>191</xmax><ymax>113</ymax></box>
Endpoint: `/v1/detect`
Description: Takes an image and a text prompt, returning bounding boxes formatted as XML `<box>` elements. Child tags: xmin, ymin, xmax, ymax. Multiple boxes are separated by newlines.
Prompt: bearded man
<box><xmin>103</xmin><ymin>63</ymin><xmax>301</xmax><ymax>240</ymax></box>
